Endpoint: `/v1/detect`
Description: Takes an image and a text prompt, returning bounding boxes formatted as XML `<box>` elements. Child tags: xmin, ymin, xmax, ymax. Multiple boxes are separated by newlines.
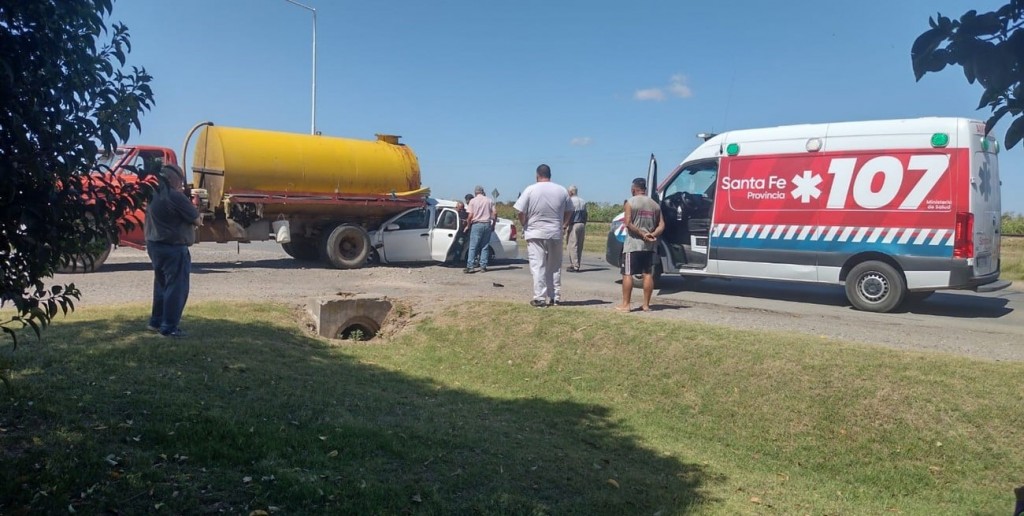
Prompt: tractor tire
<box><xmin>57</xmin><ymin>240</ymin><xmax>113</xmax><ymax>273</ymax></box>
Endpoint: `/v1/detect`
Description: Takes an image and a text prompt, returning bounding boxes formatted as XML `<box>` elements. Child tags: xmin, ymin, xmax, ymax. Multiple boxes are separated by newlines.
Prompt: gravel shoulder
<box><xmin>51</xmin><ymin>241</ymin><xmax>1024</xmax><ymax>362</ymax></box>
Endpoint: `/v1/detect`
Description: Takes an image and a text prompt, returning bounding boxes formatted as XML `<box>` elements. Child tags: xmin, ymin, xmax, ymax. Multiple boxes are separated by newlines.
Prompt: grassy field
<box><xmin>1002</xmin><ymin>236</ymin><xmax>1024</xmax><ymax>282</ymax></box>
<box><xmin>2</xmin><ymin>302</ymin><xmax>1022</xmax><ymax>514</ymax></box>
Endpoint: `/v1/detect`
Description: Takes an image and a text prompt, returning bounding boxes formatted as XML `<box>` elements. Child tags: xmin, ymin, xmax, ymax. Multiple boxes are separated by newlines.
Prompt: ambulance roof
<box><xmin>688</xmin><ymin>117</ymin><xmax>985</xmax><ymax>161</ymax></box>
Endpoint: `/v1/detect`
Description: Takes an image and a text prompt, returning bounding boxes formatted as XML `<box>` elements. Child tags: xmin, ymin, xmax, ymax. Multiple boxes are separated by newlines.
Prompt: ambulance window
<box><xmin>664</xmin><ymin>161</ymin><xmax>718</xmax><ymax>198</ymax></box>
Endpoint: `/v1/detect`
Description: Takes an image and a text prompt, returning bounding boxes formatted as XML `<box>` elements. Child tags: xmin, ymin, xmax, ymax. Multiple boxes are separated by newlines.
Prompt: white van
<box><xmin>606</xmin><ymin>117</ymin><xmax>1010</xmax><ymax>312</ymax></box>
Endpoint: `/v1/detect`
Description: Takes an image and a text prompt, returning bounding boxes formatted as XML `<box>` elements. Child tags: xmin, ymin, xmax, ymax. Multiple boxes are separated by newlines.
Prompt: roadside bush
<box><xmin>1003</xmin><ymin>212</ymin><xmax>1024</xmax><ymax>235</ymax></box>
<box><xmin>586</xmin><ymin>202</ymin><xmax>625</xmax><ymax>223</ymax></box>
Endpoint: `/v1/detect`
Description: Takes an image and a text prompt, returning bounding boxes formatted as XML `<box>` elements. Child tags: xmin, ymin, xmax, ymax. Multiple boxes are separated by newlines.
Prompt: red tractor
<box><xmin>60</xmin><ymin>145</ymin><xmax>177</xmax><ymax>272</ymax></box>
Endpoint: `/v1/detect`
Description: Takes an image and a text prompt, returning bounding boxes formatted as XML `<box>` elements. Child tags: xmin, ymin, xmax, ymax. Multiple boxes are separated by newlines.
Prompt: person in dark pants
<box><xmin>145</xmin><ymin>164</ymin><xmax>202</xmax><ymax>338</ymax></box>
<box><xmin>465</xmin><ymin>185</ymin><xmax>496</xmax><ymax>273</ymax></box>
<box><xmin>447</xmin><ymin>201</ymin><xmax>470</xmax><ymax>265</ymax></box>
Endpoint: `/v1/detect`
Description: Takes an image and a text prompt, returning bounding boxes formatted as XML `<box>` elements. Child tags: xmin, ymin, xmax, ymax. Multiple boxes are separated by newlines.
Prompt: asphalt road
<box><xmin>57</xmin><ymin>241</ymin><xmax>1024</xmax><ymax>362</ymax></box>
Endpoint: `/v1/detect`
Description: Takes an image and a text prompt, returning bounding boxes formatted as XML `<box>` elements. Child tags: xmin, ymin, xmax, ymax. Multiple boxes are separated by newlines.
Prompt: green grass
<box><xmin>1002</xmin><ymin>236</ymin><xmax>1024</xmax><ymax>282</ymax></box>
<box><xmin>2</xmin><ymin>302</ymin><xmax>1023</xmax><ymax>514</ymax></box>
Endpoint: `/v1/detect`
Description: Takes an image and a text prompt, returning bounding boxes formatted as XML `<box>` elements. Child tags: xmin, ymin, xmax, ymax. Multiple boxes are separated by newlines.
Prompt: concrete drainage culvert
<box><xmin>309</xmin><ymin>295</ymin><xmax>393</xmax><ymax>341</ymax></box>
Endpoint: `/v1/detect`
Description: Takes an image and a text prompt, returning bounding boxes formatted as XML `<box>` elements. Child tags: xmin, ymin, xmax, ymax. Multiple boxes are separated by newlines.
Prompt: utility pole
<box><xmin>285</xmin><ymin>0</ymin><xmax>317</xmax><ymax>134</ymax></box>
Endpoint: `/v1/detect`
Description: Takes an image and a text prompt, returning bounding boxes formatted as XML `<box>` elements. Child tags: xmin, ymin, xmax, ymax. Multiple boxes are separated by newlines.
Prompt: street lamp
<box><xmin>285</xmin><ymin>0</ymin><xmax>317</xmax><ymax>135</ymax></box>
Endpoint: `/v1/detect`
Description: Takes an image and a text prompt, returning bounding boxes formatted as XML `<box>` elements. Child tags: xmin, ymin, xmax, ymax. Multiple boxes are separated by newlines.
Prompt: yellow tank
<box><xmin>191</xmin><ymin>125</ymin><xmax>427</xmax><ymax>212</ymax></box>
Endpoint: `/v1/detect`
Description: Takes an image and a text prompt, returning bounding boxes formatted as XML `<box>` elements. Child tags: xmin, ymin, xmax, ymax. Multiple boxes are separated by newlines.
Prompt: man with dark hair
<box><xmin>615</xmin><ymin>177</ymin><xmax>664</xmax><ymax>312</ymax></box>
<box><xmin>145</xmin><ymin>164</ymin><xmax>202</xmax><ymax>337</ymax></box>
<box><xmin>514</xmin><ymin>164</ymin><xmax>573</xmax><ymax>307</ymax></box>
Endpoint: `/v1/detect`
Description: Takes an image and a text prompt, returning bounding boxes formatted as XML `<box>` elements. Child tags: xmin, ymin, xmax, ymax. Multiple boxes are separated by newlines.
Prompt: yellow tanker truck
<box><xmin>185</xmin><ymin>122</ymin><xmax>431</xmax><ymax>269</ymax></box>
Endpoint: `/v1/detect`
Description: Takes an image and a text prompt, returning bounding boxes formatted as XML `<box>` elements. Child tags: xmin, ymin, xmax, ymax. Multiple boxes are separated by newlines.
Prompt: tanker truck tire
<box><xmin>321</xmin><ymin>224</ymin><xmax>371</xmax><ymax>269</ymax></box>
<box><xmin>281</xmin><ymin>238</ymin><xmax>319</xmax><ymax>261</ymax></box>
<box><xmin>57</xmin><ymin>239</ymin><xmax>113</xmax><ymax>273</ymax></box>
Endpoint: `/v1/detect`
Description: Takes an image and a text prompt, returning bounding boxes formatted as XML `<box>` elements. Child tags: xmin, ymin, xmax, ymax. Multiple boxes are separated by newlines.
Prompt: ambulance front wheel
<box><xmin>845</xmin><ymin>261</ymin><xmax>906</xmax><ymax>313</ymax></box>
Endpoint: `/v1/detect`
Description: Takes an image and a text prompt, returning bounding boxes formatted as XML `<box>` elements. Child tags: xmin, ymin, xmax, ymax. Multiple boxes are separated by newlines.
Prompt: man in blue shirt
<box><xmin>144</xmin><ymin>164</ymin><xmax>202</xmax><ymax>337</ymax></box>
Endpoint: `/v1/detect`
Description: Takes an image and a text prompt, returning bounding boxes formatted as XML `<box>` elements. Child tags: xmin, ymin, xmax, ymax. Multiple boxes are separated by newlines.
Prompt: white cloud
<box><xmin>634</xmin><ymin>88</ymin><xmax>666</xmax><ymax>101</ymax></box>
<box><xmin>668</xmin><ymin>74</ymin><xmax>693</xmax><ymax>98</ymax></box>
<box><xmin>570</xmin><ymin>137</ymin><xmax>592</xmax><ymax>147</ymax></box>
<box><xmin>634</xmin><ymin>74</ymin><xmax>694</xmax><ymax>101</ymax></box>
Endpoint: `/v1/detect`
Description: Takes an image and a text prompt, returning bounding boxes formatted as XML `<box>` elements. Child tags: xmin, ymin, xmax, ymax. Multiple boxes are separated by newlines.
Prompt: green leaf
<box><xmin>912</xmin><ymin>28</ymin><xmax>949</xmax><ymax>80</ymax></box>
<box><xmin>1004</xmin><ymin>115</ymin><xmax>1024</xmax><ymax>150</ymax></box>
<box><xmin>25</xmin><ymin>318</ymin><xmax>41</xmax><ymax>339</ymax></box>
<box><xmin>985</xmin><ymin>106</ymin><xmax>1010</xmax><ymax>135</ymax></box>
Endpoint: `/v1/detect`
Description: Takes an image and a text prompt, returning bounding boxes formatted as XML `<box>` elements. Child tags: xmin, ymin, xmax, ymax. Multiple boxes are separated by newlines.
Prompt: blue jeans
<box><xmin>147</xmin><ymin>241</ymin><xmax>192</xmax><ymax>334</ymax></box>
<box><xmin>466</xmin><ymin>223</ymin><xmax>493</xmax><ymax>269</ymax></box>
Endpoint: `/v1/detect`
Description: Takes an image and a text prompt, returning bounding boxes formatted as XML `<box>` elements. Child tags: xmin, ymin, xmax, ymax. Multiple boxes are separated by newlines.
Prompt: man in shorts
<box><xmin>616</xmin><ymin>177</ymin><xmax>664</xmax><ymax>313</ymax></box>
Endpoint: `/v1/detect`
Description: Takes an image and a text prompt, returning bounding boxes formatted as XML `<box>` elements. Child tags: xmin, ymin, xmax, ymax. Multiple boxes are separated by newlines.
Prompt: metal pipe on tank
<box><xmin>181</xmin><ymin>121</ymin><xmax>214</xmax><ymax>188</ymax></box>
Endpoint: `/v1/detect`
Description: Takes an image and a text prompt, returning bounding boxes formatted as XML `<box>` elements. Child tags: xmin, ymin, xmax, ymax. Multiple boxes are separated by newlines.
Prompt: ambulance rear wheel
<box><xmin>321</xmin><ymin>224</ymin><xmax>370</xmax><ymax>269</ymax></box>
<box><xmin>845</xmin><ymin>261</ymin><xmax>905</xmax><ymax>313</ymax></box>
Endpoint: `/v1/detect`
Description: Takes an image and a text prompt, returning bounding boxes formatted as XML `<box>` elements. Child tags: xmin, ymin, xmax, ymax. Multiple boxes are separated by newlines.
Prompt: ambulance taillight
<box><xmin>953</xmin><ymin>212</ymin><xmax>974</xmax><ymax>258</ymax></box>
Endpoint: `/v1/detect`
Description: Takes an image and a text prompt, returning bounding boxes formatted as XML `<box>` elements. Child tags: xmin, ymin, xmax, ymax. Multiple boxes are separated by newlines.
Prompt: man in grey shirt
<box><xmin>616</xmin><ymin>177</ymin><xmax>664</xmax><ymax>313</ymax></box>
<box><xmin>144</xmin><ymin>164</ymin><xmax>202</xmax><ymax>337</ymax></box>
<box><xmin>563</xmin><ymin>185</ymin><xmax>587</xmax><ymax>272</ymax></box>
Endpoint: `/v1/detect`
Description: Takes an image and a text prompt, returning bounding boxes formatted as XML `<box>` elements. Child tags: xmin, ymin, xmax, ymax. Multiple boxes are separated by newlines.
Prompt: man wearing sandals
<box><xmin>615</xmin><ymin>177</ymin><xmax>664</xmax><ymax>313</ymax></box>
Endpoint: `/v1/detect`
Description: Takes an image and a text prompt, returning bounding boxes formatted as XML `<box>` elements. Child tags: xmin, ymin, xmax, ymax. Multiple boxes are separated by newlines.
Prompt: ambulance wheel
<box><xmin>321</xmin><ymin>224</ymin><xmax>370</xmax><ymax>269</ymax></box>
<box><xmin>845</xmin><ymin>261</ymin><xmax>906</xmax><ymax>313</ymax></box>
<box><xmin>281</xmin><ymin>238</ymin><xmax>319</xmax><ymax>261</ymax></box>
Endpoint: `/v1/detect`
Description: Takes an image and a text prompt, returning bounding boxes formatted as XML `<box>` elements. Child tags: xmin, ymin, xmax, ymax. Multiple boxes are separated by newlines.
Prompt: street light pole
<box><xmin>285</xmin><ymin>0</ymin><xmax>317</xmax><ymax>135</ymax></box>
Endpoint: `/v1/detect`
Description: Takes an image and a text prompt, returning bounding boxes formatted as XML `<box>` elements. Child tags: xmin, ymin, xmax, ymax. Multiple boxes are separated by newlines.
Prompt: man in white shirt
<box><xmin>513</xmin><ymin>164</ymin><xmax>573</xmax><ymax>307</ymax></box>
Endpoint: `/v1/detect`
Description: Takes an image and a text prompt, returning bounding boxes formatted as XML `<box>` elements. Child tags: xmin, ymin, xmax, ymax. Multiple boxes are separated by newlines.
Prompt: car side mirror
<box><xmin>385</xmin><ymin>223</ymin><xmax>401</xmax><ymax>231</ymax></box>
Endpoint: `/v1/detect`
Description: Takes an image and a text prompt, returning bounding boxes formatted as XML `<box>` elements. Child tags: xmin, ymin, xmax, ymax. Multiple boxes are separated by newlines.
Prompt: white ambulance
<box><xmin>606</xmin><ymin>117</ymin><xmax>1010</xmax><ymax>313</ymax></box>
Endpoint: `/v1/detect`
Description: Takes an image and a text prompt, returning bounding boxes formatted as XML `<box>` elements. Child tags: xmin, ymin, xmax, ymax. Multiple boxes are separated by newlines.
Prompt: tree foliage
<box><xmin>0</xmin><ymin>0</ymin><xmax>154</xmax><ymax>349</ymax></box>
<box><xmin>912</xmin><ymin>2</ymin><xmax>1024</xmax><ymax>148</ymax></box>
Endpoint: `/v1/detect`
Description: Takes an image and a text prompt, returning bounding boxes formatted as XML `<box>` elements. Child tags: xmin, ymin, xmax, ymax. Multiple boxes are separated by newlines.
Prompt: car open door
<box><xmin>430</xmin><ymin>207</ymin><xmax>460</xmax><ymax>262</ymax></box>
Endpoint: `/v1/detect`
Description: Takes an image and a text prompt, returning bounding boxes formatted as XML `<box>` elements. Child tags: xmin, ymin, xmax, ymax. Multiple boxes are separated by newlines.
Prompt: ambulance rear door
<box><xmin>967</xmin><ymin>127</ymin><xmax>1001</xmax><ymax>277</ymax></box>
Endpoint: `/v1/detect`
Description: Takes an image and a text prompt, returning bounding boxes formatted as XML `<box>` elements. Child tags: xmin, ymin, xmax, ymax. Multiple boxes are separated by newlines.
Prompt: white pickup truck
<box><xmin>366</xmin><ymin>198</ymin><xmax>518</xmax><ymax>266</ymax></box>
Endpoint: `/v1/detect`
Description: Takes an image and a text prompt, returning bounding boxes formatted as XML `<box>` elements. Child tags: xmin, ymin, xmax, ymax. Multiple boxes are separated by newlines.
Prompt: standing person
<box><xmin>564</xmin><ymin>185</ymin><xmax>588</xmax><ymax>272</ymax></box>
<box><xmin>145</xmin><ymin>164</ymin><xmax>202</xmax><ymax>337</ymax></box>
<box><xmin>514</xmin><ymin>164</ymin><xmax>573</xmax><ymax>307</ymax></box>
<box><xmin>465</xmin><ymin>185</ymin><xmax>496</xmax><ymax>273</ymax></box>
<box><xmin>616</xmin><ymin>177</ymin><xmax>665</xmax><ymax>313</ymax></box>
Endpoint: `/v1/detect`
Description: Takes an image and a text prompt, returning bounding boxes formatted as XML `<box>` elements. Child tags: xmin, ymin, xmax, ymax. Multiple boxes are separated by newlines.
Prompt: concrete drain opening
<box><xmin>309</xmin><ymin>295</ymin><xmax>392</xmax><ymax>341</ymax></box>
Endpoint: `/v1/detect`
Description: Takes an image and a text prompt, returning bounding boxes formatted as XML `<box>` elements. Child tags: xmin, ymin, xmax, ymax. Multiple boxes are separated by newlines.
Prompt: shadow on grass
<box><xmin>1</xmin><ymin>312</ymin><xmax>710</xmax><ymax>514</ymax></box>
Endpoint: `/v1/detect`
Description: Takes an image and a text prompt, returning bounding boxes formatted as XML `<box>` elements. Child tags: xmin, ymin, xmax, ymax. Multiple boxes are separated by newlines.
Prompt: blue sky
<box><xmin>112</xmin><ymin>0</ymin><xmax>1023</xmax><ymax>213</ymax></box>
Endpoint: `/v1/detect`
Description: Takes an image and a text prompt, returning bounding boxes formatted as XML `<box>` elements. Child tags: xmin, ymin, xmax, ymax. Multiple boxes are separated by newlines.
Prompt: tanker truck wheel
<box><xmin>281</xmin><ymin>237</ymin><xmax>319</xmax><ymax>261</ymax></box>
<box><xmin>321</xmin><ymin>224</ymin><xmax>371</xmax><ymax>269</ymax></box>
